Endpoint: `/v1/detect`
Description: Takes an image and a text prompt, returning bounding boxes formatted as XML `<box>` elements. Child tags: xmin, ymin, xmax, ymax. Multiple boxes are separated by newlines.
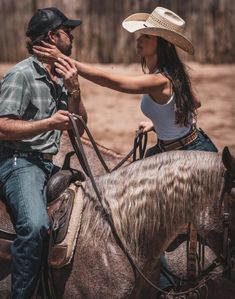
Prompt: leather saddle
<box><xmin>0</xmin><ymin>167</ymin><xmax>86</xmax><ymax>267</ymax></box>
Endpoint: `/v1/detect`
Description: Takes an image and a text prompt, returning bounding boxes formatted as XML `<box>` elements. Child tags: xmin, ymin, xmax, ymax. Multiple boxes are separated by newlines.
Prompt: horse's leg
<box><xmin>128</xmin><ymin>259</ymin><xmax>160</xmax><ymax>299</ymax></box>
<box><xmin>52</xmin><ymin>238</ymin><xmax>135</xmax><ymax>299</ymax></box>
<box><xmin>0</xmin><ymin>259</ymin><xmax>11</xmax><ymax>299</ymax></box>
<box><xmin>0</xmin><ymin>258</ymin><xmax>11</xmax><ymax>280</ymax></box>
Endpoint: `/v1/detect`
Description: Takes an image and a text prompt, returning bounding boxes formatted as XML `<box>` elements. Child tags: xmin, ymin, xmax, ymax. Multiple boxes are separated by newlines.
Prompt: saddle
<box><xmin>0</xmin><ymin>168</ymin><xmax>86</xmax><ymax>269</ymax></box>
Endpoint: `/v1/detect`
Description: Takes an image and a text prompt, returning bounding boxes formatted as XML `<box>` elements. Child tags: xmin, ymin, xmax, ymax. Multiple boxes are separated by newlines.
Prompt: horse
<box><xmin>0</xmin><ymin>137</ymin><xmax>235</xmax><ymax>298</ymax></box>
<box><xmin>44</xmin><ymin>147</ymin><xmax>235</xmax><ymax>298</ymax></box>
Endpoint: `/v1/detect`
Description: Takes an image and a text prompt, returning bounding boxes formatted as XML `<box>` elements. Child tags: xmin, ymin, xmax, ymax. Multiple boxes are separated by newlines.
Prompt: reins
<box><xmin>219</xmin><ymin>170</ymin><xmax>235</xmax><ymax>274</ymax></box>
<box><xmin>68</xmin><ymin>113</ymin><xmax>148</xmax><ymax>176</ymax></box>
<box><xmin>68</xmin><ymin>114</ymin><xmax>234</xmax><ymax>298</ymax></box>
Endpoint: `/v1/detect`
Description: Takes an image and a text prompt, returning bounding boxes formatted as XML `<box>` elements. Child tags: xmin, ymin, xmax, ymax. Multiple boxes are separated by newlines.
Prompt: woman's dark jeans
<box><xmin>145</xmin><ymin>130</ymin><xmax>218</xmax><ymax>157</ymax></box>
<box><xmin>145</xmin><ymin>129</ymin><xmax>218</xmax><ymax>290</ymax></box>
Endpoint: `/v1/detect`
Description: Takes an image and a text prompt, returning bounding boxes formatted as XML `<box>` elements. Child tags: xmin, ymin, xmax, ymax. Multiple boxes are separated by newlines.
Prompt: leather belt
<box><xmin>158</xmin><ymin>129</ymin><xmax>198</xmax><ymax>151</ymax></box>
<box><xmin>41</xmin><ymin>153</ymin><xmax>53</xmax><ymax>161</ymax></box>
<box><xmin>0</xmin><ymin>151</ymin><xmax>53</xmax><ymax>162</ymax></box>
<box><xmin>14</xmin><ymin>152</ymin><xmax>53</xmax><ymax>161</ymax></box>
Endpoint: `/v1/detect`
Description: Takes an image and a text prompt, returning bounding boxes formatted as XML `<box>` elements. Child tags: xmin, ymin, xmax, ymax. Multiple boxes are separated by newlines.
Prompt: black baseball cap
<box><xmin>26</xmin><ymin>7</ymin><xmax>82</xmax><ymax>39</ymax></box>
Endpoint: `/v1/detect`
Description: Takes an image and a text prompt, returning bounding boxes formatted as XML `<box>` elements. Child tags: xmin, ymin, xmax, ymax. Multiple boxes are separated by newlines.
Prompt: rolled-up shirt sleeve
<box><xmin>0</xmin><ymin>71</ymin><xmax>31</xmax><ymax>119</ymax></box>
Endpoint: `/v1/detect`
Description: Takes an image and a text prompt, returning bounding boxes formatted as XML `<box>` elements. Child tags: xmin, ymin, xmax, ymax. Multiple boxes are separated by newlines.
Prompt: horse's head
<box><xmin>222</xmin><ymin>146</ymin><xmax>235</xmax><ymax>199</ymax></box>
<box><xmin>222</xmin><ymin>147</ymin><xmax>235</xmax><ymax>280</ymax></box>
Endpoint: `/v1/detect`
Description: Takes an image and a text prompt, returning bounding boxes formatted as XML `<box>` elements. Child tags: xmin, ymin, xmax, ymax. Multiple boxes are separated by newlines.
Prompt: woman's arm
<box><xmin>56</xmin><ymin>57</ymin><xmax>167</xmax><ymax>95</ymax></box>
<box><xmin>33</xmin><ymin>43</ymin><xmax>168</xmax><ymax>95</ymax></box>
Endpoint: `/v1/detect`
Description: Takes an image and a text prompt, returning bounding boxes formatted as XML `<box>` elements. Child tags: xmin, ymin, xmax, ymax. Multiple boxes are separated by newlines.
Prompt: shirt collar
<box><xmin>30</xmin><ymin>55</ymin><xmax>65</xmax><ymax>88</ymax></box>
<box><xmin>30</xmin><ymin>56</ymin><xmax>48</xmax><ymax>80</ymax></box>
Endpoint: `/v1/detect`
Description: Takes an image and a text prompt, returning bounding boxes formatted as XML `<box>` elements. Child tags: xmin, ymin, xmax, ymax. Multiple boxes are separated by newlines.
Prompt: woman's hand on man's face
<box><xmin>33</xmin><ymin>41</ymin><xmax>65</xmax><ymax>63</ymax></box>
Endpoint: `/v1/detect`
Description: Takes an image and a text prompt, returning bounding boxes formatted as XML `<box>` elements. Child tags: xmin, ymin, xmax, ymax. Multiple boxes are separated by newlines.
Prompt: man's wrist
<box><xmin>68</xmin><ymin>87</ymin><xmax>81</xmax><ymax>97</ymax></box>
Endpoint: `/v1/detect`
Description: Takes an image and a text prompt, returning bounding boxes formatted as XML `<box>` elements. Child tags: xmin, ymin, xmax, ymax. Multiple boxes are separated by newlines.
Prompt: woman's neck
<box><xmin>145</xmin><ymin>55</ymin><xmax>158</xmax><ymax>74</ymax></box>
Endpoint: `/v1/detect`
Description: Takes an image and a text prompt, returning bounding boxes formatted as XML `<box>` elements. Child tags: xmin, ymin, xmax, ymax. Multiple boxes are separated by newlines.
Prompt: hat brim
<box><xmin>122</xmin><ymin>13</ymin><xmax>194</xmax><ymax>55</ymax></box>
<box><xmin>63</xmin><ymin>19</ymin><xmax>82</xmax><ymax>28</ymax></box>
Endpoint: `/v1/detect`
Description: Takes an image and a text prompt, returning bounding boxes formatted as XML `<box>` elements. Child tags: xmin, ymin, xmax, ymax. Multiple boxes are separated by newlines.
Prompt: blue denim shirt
<box><xmin>0</xmin><ymin>56</ymin><xmax>68</xmax><ymax>154</ymax></box>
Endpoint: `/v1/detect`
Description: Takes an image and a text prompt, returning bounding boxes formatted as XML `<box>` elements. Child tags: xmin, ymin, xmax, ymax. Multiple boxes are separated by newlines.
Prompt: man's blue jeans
<box><xmin>0</xmin><ymin>156</ymin><xmax>54</xmax><ymax>299</ymax></box>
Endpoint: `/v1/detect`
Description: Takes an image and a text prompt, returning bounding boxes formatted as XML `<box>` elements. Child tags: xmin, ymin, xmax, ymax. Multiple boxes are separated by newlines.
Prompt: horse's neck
<box><xmin>81</xmin><ymin>151</ymin><xmax>225</xmax><ymax>263</ymax></box>
<box><xmin>106</xmin><ymin>192</ymin><xmax>196</xmax><ymax>263</ymax></box>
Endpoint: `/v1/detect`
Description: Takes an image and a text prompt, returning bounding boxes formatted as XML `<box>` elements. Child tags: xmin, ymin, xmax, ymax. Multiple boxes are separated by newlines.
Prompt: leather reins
<box><xmin>68</xmin><ymin>114</ymin><xmax>148</xmax><ymax>175</ymax></box>
<box><xmin>219</xmin><ymin>170</ymin><xmax>235</xmax><ymax>274</ymax></box>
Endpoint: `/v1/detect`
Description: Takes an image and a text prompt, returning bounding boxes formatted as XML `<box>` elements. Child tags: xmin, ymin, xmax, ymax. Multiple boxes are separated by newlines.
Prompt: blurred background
<box><xmin>0</xmin><ymin>0</ymin><xmax>234</xmax><ymax>154</ymax></box>
<box><xmin>0</xmin><ymin>0</ymin><xmax>235</xmax><ymax>63</ymax></box>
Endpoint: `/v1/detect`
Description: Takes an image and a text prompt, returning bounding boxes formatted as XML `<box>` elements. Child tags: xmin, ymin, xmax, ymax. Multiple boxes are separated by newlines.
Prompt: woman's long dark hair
<box><xmin>141</xmin><ymin>37</ymin><xmax>196</xmax><ymax>126</ymax></box>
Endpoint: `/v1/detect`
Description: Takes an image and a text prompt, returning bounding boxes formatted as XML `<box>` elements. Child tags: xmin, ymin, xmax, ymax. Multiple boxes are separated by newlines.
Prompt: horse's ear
<box><xmin>222</xmin><ymin>146</ymin><xmax>235</xmax><ymax>172</ymax></box>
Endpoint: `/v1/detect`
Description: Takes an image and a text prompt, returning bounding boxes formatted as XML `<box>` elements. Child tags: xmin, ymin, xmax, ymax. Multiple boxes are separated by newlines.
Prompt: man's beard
<box><xmin>57</xmin><ymin>43</ymin><xmax>72</xmax><ymax>56</ymax></box>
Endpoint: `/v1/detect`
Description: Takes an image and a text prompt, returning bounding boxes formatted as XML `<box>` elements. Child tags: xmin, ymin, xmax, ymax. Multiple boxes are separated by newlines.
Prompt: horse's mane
<box><xmin>81</xmin><ymin>136</ymin><xmax>125</xmax><ymax>159</ymax></box>
<box><xmin>80</xmin><ymin>150</ymin><xmax>225</xmax><ymax>258</ymax></box>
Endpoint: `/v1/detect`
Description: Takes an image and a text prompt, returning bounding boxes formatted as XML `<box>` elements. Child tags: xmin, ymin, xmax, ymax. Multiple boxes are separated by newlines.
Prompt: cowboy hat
<box><xmin>122</xmin><ymin>7</ymin><xmax>194</xmax><ymax>55</ymax></box>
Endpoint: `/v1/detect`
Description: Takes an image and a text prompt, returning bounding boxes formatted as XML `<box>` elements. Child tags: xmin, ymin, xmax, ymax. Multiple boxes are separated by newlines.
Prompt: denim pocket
<box><xmin>182</xmin><ymin>132</ymin><xmax>218</xmax><ymax>152</ymax></box>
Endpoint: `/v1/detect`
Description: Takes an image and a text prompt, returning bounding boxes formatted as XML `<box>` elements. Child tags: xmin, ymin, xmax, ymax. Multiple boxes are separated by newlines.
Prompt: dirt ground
<box><xmin>0</xmin><ymin>62</ymin><xmax>235</xmax><ymax>298</ymax></box>
<box><xmin>0</xmin><ymin>62</ymin><xmax>234</xmax><ymax>155</ymax></box>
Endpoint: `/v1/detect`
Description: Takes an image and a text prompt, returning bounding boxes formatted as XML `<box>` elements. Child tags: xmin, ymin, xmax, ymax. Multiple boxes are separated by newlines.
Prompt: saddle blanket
<box><xmin>48</xmin><ymin>182</ymin><xmax>84</xmax><ymax>268</ymax></box>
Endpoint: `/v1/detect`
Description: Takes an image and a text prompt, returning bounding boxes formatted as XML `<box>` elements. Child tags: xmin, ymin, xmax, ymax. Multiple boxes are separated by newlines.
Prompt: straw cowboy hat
<box><xmin>122</xmin><ymin>7</ymin><xmax>194</xmax><ymax>55</ymax></box>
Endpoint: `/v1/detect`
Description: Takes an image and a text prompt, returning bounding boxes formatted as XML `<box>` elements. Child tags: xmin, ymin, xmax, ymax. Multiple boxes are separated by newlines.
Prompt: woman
<box><xmin>33</xmin><ymin>6</ymin><xmax>217</xmax><ymax>155</ymax></box>
<box><xmin>34</xmin><ymin>6</ymin><xmax>217</xmax><ymax>295</ymax></box>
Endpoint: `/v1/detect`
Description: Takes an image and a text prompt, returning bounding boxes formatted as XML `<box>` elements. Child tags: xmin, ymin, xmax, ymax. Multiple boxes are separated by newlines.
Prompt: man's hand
<box><xmin>54</xmin><ymin>57</ymin><xmax>87</xmax><ymax>136</ymax></box>
<box><xmin>49</xmin><ymin>110</ymin><xmax>71</xmax><ymax>130</ymax></box>
<box><xmin>55</xmin><ymin>57</ymin><xmax>80</xmax><ymax>93</ymax></box>
<box><xmin>0</xmin><ymin>110</ymin><xmax>71</xmax><ymax>141</ymax></box>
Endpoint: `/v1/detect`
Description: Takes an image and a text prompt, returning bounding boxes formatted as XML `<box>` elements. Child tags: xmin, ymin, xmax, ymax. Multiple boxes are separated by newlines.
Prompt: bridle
<box><xmin>68</xmin><ymin>114</ymin><xmax>235</xmax><ymax>298</ymax></box>
<box><xmin>219</xmin><ymin>170</ymin><xmax>235</xmax><ymax>276</ymax></box>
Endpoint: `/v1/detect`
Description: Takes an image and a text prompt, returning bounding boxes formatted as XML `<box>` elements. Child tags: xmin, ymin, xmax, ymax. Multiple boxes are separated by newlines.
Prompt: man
<box><xmin>0</xmin><ymin>7</ymin><xmax>87</xmax><ymax>298</ymax></box>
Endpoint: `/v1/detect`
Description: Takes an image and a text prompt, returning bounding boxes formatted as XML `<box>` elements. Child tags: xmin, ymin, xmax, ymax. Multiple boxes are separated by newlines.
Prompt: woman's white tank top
<box><xmin>141</xmin><ymin>92</ymin><xmax>192</xmax><ymax>141</ymax></box>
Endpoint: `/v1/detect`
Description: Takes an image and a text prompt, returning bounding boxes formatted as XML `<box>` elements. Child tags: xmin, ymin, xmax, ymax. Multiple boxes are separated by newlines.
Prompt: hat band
<box><xmin>146</xmin><ymin>11</ymin><xmax>185</xmax><ymax>34</ymax></box>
